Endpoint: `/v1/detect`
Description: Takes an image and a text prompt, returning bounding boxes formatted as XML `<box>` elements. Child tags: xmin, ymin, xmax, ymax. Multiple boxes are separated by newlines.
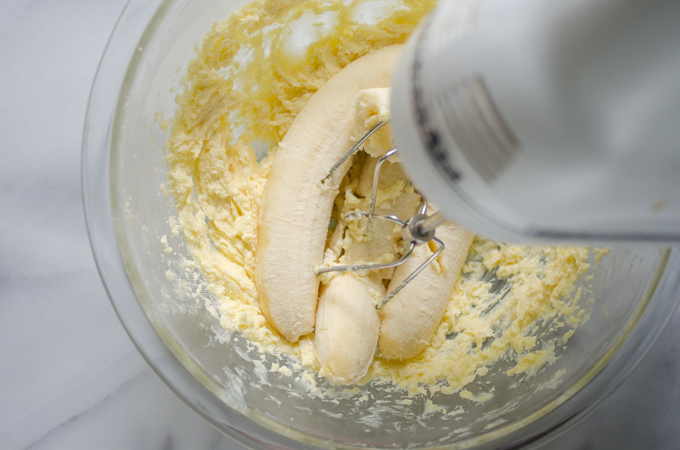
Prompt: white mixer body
<box><xmin>391</xmin><ymin>0</ymin><xmax>680</xmax><ymax>243</ymax></box>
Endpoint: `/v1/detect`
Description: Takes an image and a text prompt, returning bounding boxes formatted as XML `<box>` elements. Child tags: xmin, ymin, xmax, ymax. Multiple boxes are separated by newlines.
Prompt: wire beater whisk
<box><xmin>315</xmin><ymin>121</ymin><xmax>447</xmax><ymax>309</ymax></box>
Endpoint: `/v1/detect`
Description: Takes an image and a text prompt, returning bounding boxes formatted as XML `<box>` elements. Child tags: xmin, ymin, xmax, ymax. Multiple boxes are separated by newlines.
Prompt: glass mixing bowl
<box><xmin>83</xmin><ymin>0</ymin><xmax>680</xmax><ymax>448</ymax></box>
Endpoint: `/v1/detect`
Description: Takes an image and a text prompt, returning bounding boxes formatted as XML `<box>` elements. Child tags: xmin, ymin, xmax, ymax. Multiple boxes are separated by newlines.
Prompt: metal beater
<box><xmin>316</xmin><ymin>121</ymin><xmax>447</xmax><ymax>309</ymax></box>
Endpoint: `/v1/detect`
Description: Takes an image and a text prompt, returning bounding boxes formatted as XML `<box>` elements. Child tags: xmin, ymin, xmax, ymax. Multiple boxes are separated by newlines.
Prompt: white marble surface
<box><xmin>1</xmin><ymin>1</ymin><xmax>680</xmax><ymax>449</ymax></box>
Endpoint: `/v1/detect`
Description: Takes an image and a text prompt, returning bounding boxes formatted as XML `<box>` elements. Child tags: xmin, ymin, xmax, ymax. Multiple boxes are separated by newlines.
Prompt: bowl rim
<box><xmin>82</xmin><ymin>0</ymin><xmax>680</xmax><ymax>448</ymax></box>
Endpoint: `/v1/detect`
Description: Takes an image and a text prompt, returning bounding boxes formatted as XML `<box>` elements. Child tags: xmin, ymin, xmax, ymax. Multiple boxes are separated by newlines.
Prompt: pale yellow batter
<box><xmin>164</xmin><ymin>0</ymin><xmax>593</xmax><ymax>397</ymax></box>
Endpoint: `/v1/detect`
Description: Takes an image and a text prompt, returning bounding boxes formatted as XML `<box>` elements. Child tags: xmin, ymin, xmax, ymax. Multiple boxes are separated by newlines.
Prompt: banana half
<box><xmin>379</xmin><ymin>222</ymin><xmax>474</xmax><ymax>361</ymax></box>
<box><xmin>255</xmin><ymin>45</ymin><xmax>403</xmax><ymax>343</ymax></box>
<box><xmin>315</xmin><ymin>273</ymin><xmax>380</xmax><ymax>384</ymax></box>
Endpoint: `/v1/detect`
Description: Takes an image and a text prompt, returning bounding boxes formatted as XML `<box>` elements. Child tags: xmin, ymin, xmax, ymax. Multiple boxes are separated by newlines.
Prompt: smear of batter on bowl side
<box><xmin>164</xmin><ymin>0</ymin><xmax>594</xmax><ymax>398</ymax></box>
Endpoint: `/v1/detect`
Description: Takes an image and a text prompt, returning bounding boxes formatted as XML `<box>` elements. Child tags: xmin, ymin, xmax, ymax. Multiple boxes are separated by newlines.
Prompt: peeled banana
<box><xmin>255</xmin><ymin>45</ymin><xmax>403</xmax><ymax>343</ymax></box>
<box><xmin>315</xmin><ymin>273</ymin><xmax>380</xmax><ymax>384</ymax></box>
<box><xmin>378</xmin><ymin>222</ymin><xmax>474</xmax><ymax>361</ymax></box>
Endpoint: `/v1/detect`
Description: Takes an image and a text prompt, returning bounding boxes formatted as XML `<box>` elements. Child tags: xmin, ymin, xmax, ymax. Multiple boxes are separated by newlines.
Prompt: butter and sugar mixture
<box><xmin>164</xmin><ymin>0</ymin><xmax>594</xmax><ymax>397</ymax></box>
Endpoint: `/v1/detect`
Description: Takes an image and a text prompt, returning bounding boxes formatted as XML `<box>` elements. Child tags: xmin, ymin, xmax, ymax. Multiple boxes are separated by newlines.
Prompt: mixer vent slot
<box><xmin>435</xmin><ymin>77</ymin><xmax>520</xmax><ymax>183</ymax></box>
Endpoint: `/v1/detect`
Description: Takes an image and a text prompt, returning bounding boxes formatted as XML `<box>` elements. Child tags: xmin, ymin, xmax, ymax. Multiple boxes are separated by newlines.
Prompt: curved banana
<box><xmin>315</xmin><ymin>274</ymin><xmax>379</xmax><ymax>384</ymax></box>
<box><xmin>255</xmin><ymin>45</ymin><xmax>403</xmax><ymax>342</ymax></box>
<box><xmin>378</xmin><ymin>222</ymin><xmax>474</xmax><ymax>361</ymax></box>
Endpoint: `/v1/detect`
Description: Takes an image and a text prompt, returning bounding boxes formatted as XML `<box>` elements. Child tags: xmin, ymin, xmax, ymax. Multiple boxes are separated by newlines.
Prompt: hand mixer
<box><xmin>392</xmin><ymin>0</ymin><xmax>680</xmax><ymax>243</ymax></box>
<box><xmin>318</xmin><ymin>0</ymin><xmax>680</xmax><ymax>306</ymax></box>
